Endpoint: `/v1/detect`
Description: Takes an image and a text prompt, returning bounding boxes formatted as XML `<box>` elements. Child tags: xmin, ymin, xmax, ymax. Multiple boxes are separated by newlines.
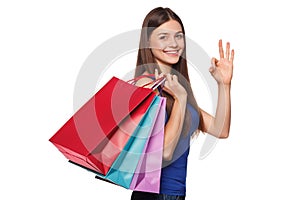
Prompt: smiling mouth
<box><xmin>163</xmin><ymin>50</ymin><xmax>180</xmax><ymax>56</ymax></box>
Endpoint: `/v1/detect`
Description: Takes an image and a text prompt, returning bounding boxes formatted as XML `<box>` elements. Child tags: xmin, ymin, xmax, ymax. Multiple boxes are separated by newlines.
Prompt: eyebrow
<box><xmin>157</xmin><ymin>31</ymin><xmax>183</xmax><ymax>35</ymax></box>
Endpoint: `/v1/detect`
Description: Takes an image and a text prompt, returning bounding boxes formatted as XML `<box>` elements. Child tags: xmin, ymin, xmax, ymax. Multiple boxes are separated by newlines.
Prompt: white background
<box><xmin>1</xmin><ymin>0</ymin><xmax>299</xmax><ymax>199</ymax></box>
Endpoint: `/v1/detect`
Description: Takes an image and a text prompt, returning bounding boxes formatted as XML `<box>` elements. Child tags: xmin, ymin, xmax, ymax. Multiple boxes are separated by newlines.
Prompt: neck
<box><xmin>159</xmin><ymin>64</ymin><xmax>172</xmax><ymax>74</ymax></box>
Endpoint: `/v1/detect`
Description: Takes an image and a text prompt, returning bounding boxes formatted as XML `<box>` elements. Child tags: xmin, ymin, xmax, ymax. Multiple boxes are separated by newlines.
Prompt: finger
<box><xmin>211</xmin><ymin>57</ymin><xmax>217</xmax><ymax>68</ymax></box>
<box><xmin>210</xmin><ymin>58</ymin><xmax>217</xmax><ymax>76</ymax></box>
<box><xmin>165</xmin><ymin>74</ymin><xmax>173</xmax><ymax>86</ymax></box>
<box><xmin>172</xmin><ymin>75</ymin><xmax>178</xmax><ymax>82</ymax></box>
<box><xmin>226</xmin><ymin>42</ymin><xmax>230</xmax><ymax>59</ymax></box>
<box><xmin>155</xmin><ymin>68</ymin><xmax>159</xmax><ymax>79</ymax></box>
<box><xmin>162</xmin><ymin>77</ymin><xmax>170</xmax><ymax>91</ymax></box>
<box><xmin>166</xmin><ymin>73</ymin><xmax>173</xmax><ymax>82</ymax></box>
<box><xmin>230</xmin><ymin>49</ymin><xmax>235</xmax><ymax>63</ymax></box>
<box><xmin>219</xmin><ymin>39</ymin><xmax>224</xmax><ymax>58</ymax></box>
<box><xmin>215</xmin><ymin>58</ymin><xmax>220</xmax><ymax>67</ymax></box>
<box><xmin>209</xmin><ymin>66</ymin><xmax>215</xmax><ymax>75</ymax></box>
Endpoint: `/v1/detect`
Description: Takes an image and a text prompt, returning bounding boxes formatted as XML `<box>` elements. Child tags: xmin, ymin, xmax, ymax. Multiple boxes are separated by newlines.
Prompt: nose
<box><xmin>168</xmin><ymin>36</ymin><xmax>178</xmax><ymax>48</ymax></box>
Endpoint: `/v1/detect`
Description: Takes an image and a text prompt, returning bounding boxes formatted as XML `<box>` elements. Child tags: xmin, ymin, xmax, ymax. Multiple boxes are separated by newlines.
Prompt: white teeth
<box><xmin>165</xmin><ymin>51</ymin><xmax>178</xmax><ymax>54</ymax></box>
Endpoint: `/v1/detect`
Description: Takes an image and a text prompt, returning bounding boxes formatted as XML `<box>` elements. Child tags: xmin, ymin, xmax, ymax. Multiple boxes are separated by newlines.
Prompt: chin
<box><xmin>165</xmin><ymin>57</ymin><xmax>180</xmax><ymax>65</ymax></box>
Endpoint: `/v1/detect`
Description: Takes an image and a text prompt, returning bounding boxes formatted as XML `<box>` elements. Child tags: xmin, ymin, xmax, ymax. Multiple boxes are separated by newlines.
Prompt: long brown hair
<box><xmin>134</xmin><ymin>7</ymin><xmax>201</xmax><ymax>135</ymax></box>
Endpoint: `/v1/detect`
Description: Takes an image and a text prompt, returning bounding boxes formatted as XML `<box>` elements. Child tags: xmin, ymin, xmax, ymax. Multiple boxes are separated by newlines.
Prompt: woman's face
<box><xmin>149</xmin><ymin>20</ymin><xmax>185</xmax><ymax>67</ymax></box>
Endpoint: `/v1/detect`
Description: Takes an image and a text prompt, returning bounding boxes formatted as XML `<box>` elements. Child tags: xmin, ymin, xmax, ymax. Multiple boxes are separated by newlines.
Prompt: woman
<box><xmin>131</xmin><ymin>7</ymin><xmax>234</xmax><ymax>200</ymax></box>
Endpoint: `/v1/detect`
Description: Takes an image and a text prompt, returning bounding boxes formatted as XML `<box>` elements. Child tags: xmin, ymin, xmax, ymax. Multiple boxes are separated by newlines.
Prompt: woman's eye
<box><xmin>159</xmin><ymin>35</ymin><xmax>167</xmax><ymax>40</ymax></box>
<box><xmin>176</xmin><ymin>34</ymin><xmax>183</xmax><ymax>40</ymax></box>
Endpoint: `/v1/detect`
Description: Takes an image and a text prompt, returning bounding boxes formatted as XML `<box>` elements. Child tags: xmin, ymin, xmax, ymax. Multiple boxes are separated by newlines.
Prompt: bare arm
<box><xmin>199</xmin><ymin>40</ymin><xmax>234</xmax><ymax>139</ymax></box>
<box><xmin>199</xmin><ymin>84</ymin><xmax>231</xmax><ymax>138</ymax></box>
<box><xmin>163</xmin><ymin>94</ymin><xmax>186</xmax><ymax>160</ymax></box>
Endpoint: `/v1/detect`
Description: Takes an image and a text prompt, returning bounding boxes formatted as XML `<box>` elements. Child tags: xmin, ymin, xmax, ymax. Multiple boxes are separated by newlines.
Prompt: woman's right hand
<box><xmin>155</xmin><ymin>69</ymin><xmax>187</xmax><ymax>101</ymax></box>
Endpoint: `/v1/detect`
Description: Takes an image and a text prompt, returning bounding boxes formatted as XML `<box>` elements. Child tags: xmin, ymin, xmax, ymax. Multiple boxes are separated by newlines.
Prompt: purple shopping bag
<box><xmin>130</xmin><ymin>97</ymin><xmax>166</xmax><ymax>193</ymax></box>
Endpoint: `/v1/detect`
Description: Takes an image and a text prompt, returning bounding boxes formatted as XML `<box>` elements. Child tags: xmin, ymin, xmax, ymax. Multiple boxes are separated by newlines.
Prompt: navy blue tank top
<box><xmin>160</xmin><ymin>103</ymin><xmax>200</xmax><ymax>196</ymax></box>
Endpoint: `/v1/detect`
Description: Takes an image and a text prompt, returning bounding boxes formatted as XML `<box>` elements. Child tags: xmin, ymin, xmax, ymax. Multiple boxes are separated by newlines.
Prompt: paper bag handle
<box><xmin>127</xmin><ymin>75</ymin><xmax>165</xmax><ymax>91</ymax></box>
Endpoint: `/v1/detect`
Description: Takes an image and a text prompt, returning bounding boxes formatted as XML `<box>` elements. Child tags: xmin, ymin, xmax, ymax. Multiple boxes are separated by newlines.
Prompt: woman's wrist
<box><xmin>174</xmin><ymin>93</ymin><xmax>187</xmax><ymax>103</ymax></box>
<box><xmin>218</xmin><ymin>82</ymin><xmax>231</xmax><ymax>88</ymax></box>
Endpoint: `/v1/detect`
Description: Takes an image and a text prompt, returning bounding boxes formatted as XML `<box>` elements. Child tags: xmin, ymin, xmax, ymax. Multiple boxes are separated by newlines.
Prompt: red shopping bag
<box><xmin>49</xmin><ymin>76</ymin><xmax>164</xmax><ymax>175</ymax></box>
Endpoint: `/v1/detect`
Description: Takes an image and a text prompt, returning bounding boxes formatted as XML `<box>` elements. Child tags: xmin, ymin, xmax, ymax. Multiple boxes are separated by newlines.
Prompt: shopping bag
<box><xmin>94</xmin><ymin>95</ymin><xmax>164</xmax><ymax>188</ymax></box>
<box><xmin>69</xmin><ymin>95</ymin><xmax>164</xmax><ymax>188</ymax></box>
<box><xmin>129</xmin><ymin>97</ymin><xmax>166</xmax><ymax>193</ymax></box>
<box><xmin>49</xmin><ymin>76</ymin><xmax>164</xmax><ymax>175</ymax></box>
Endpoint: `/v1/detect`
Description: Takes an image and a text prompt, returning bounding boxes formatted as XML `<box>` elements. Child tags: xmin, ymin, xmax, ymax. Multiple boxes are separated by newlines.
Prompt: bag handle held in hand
<box><xmin>127</xmin><ymin>75</ymin><xmax>165</xmax><ymax>91</ymax></box>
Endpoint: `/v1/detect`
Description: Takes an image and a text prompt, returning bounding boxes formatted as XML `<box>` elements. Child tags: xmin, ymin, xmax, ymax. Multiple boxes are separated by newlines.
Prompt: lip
<box><xmin>163</xmin><ymin>50</ymin><xmax>180</xmax><ymax>56</ymax></box>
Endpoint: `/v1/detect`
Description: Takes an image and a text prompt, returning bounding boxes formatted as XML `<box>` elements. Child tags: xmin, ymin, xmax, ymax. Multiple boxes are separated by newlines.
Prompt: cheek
<box><xmin>149</xmin><ymin>39</ymin><xmax>165</xmax><ymax>50</ymax></box>
<box><xmin>149</xmin><ymin>40</ymin><xmax>165</xmax><ymax>58</ymax></box>
<box><xmin>178</xmin><ymin>41</ymin><xmax>185</xmax><ymax>55</ymax></box>
<box><xmin>151</xmin><ymin>48</ymin><xmax>163</xmax><ymax>59</ymax></box>
<box><xmin>178</xmin><ymin>40</ymin><xmax>185</xmax><ymax>49</ymax></box>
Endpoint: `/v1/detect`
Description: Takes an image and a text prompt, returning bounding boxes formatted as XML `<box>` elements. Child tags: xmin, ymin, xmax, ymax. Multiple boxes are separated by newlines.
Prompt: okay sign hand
<box><xmin>209</xmin><ymin>39</ymin><xmax>235</xmax><ymax>85</ymax></box>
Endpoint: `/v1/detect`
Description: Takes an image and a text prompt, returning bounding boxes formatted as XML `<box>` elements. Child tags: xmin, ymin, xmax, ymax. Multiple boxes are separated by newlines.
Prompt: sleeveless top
<box><xmin>160</xmin><ymin>103</ymin><xmax>200</xmax><ymax>196</ymax></box>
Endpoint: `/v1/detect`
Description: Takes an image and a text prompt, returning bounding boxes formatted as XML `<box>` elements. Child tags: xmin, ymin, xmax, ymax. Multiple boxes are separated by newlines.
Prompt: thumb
<box><xmin>211</xmin><ymin>57</ymin><xmax>217</xmax><ymax>68</ymax></box>
<box><xmin>155</xmin><ymin>68</ymin><xmax>159</xmax><ymax>79</ymax></box>
<box><xmin>209</xmin><ymin>57</ymin><xmax>217</xmax><ymax>75</ymax></box>
<box><xmin>209</xmin><ymin>66</ymin><xmax>215</xmax><ymax>74</ymax></box>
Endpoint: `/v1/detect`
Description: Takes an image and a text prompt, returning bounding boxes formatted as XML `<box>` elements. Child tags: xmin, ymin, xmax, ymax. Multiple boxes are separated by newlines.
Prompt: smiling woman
<box><xmin>131</xmin><ymin>6</ymin><xmax>234</xmax><ymax>200</ymax></box>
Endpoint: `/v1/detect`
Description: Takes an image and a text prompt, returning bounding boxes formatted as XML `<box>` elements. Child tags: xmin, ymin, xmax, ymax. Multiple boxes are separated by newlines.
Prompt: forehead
<box><xmin>154</xmin><ymin>20</ymin><xmax>183</xmax><ymax>34</ymax></box>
